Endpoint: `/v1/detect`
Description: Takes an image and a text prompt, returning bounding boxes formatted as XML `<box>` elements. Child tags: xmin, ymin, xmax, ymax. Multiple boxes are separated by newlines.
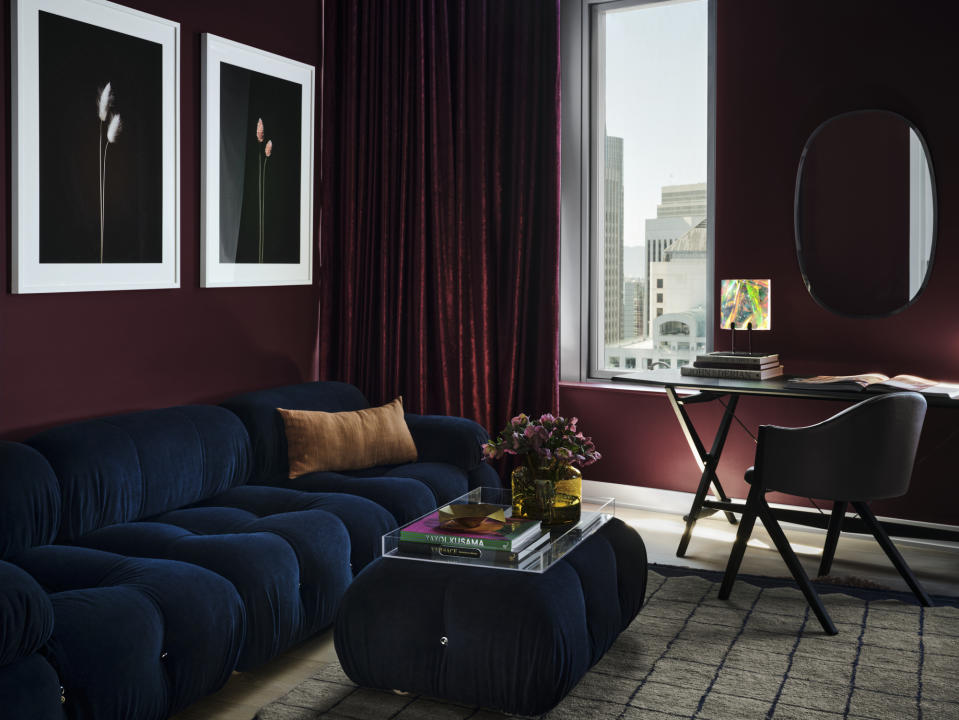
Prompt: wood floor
<box><xmin>170</xmin><ymin>505</ymin><xmax>959</xmax><ymax>720</ymax></box>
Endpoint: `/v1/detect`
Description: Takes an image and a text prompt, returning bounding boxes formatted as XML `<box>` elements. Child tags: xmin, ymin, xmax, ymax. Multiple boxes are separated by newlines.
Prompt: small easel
<box><xmin>728</xmin><ymin>322</ymin><xmax>755</xmax><ymax>354</ymax></box>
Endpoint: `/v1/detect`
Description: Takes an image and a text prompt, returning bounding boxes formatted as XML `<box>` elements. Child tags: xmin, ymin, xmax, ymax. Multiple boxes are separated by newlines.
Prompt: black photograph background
<box><xmin>38</xmin><ymin>11</ymin><xmax>163</xmax><ymax>264</ymax></box>
<box><xmin>219</xmin><ymin>63</ymin><xmax>302</xmax><ymax>264</ymax></box>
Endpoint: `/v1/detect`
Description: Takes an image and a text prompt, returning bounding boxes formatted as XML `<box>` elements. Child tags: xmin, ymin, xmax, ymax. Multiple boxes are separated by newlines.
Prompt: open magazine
<box><xmin>785</xmin><ymin>373</ymin><xmax>959</xmax><ymax>399</ymax></box>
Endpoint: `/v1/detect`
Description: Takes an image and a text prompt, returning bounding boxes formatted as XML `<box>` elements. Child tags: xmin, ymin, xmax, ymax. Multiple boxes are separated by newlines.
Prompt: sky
<box><xmin>603</xmin><ymin>0</ymin><xmax>708</xmax><ymax>249</ymax></box>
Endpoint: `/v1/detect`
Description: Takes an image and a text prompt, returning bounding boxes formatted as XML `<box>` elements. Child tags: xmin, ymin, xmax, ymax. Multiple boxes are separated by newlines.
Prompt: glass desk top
<box><xmin>381</xmin><ymin>486</ymin><xmax>615</xmax><ymax>573</ymax></box>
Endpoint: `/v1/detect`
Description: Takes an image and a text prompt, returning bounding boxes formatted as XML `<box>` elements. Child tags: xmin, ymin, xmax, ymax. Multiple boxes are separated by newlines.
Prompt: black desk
<box><xmin>612</xmin><ymin>369</ymin><xmax>958</xmax><ymax>555</ymax></box>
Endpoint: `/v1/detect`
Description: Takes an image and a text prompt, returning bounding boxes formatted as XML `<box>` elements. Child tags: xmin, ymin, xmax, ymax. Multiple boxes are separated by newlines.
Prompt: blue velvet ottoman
<box><xmin>333</xmin><ymin>517</ymin><xmax>647</xmax><ymax>716</ymax></box>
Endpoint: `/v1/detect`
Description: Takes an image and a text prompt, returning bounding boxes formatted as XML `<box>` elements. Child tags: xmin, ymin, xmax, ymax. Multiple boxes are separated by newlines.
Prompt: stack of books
<box><xmin>680</xmin><ymin>351</ymin><xmax>784</xmax><ymax>381</ymax></box>
<box><xmin>397</xmin><ymin>507</ymin><xmax>551</xmax><ymax>565</ymax></box>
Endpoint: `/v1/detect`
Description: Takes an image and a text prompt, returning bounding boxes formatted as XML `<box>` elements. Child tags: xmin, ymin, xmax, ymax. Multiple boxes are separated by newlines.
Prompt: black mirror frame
<box><xmin>794</xmin><ymin>109</ymin><xmax>938</xmax><ymax>319</ymax></box>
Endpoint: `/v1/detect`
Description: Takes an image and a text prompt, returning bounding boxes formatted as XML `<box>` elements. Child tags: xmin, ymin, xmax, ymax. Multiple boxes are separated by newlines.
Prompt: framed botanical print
<box><xmin>201</xmin><ymin>34</ymin><xmax>314</xmax><ymax>288</ymax></box>
<box><xmin>12</xmin><ymin>0</ymin><xmax>179</xmax><ymax>293</ymax></box>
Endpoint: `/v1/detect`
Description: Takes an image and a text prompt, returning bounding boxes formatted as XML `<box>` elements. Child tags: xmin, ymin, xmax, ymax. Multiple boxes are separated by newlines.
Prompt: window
<box><xmin>625</xmin><ymin>357</ymin><xmax>636</xmax><ymax>369</ymax></box>
<box><xmin>559</xmin><ymin>0</ymin><xmax>713</xmax><ymax>381</ymax></box>
<box><xmin>660</xmin><ymin>320</ymin><xmax>689</xmax><ymax>336</ymax></box>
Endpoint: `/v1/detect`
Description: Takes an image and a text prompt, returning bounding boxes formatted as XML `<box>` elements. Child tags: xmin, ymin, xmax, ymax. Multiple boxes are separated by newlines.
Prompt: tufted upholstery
<box><xmin>0</xmin><ymin>563</ymin><xmax>59</xmax><ymax>720</ymax></box>
<box><xmin>1</xmin><ymin>382</ymin><xmax>506</xmax><ymax>717</ymax></box>
<box><xmin>280</xmin><ymin>471</ymin><xmax>439</xmax><ymax>525</ymax></box>
<box><xmin>190</xmin><ymin>485</ymin><xmax>396</xmax><ymax>571</ymax></box>
<box><xmin>26</xmin><ymin>406</ymin><xmax>366</xmax><ymax>670</ymax></box>
<box><xmin>334</xmin><ymin>518</ymin><xmax>648</xmax><ymax>716</ymax></box>
<box><xmin>0</xmin><ymin>442</ymin><xmax>61</xmax><ymax>557</ymax></box>
<box><xmin>222</xmin><ymin>381</ymin><xmax>370</xmax><ymax>485</ymax></box>
<box><xmin>16</xmin><ymin>546</ymin><xmax>245</xmax><ymax>720</ymax></box>
<box><xmin>221</xmin><ymin>381</ymin><xmax>503</xmax><ymax>523</ymax></box>
<box><xmin>0</xmin><ymin>440</ymin><xmax>247</xmax><ymax>720</ymax></box>
<box><xmin>0</xmin><ymin>654</ymin><xmax>63</xmax><ymax>720</ymax></box>
<box><xmin>0</xmin><ymin>560</ymin><xmax>54</xmax><ymax>668</ymax></box>
<box><xmin>27</xmin><ymin>406</ymin><xmax>251</xmax><ymax>543</ymax></box>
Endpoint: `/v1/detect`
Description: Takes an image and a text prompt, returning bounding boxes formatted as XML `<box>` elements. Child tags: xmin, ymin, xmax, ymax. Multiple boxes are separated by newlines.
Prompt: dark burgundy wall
<box><xmin>0</xmin><ymin>0</ymin><xmax>322</xmax><ymax>438</ymax></box>
<box><xmin>561</xmin><ymin>0</ymin><xmax>959</xmax><ymax>524</ymax></box>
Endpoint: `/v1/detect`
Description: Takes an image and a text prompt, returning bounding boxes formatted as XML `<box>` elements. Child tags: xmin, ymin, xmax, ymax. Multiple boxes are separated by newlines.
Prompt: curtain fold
<box><xmin>319</xmin><ymin>0</ymin><xmax>561</xmax><ymax>432</ymax></box>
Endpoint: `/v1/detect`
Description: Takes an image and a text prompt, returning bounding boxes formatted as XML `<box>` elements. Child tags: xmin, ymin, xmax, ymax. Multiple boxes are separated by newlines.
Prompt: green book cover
<box><xmin>399</xmin><ymin>513</ymin><xmax>542</xmax><ymax>551</ymax></box>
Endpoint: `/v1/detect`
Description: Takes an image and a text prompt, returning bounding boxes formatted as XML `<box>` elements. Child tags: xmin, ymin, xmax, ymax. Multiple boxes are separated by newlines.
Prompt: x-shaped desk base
<box><xmin>664</xmin><ymin>387</ymin><xmax>742</xmax><ymax>557</ymax></box>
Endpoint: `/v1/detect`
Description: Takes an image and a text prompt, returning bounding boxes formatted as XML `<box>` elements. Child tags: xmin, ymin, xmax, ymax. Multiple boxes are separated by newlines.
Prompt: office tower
<box><xmin>623</xmin><ymin>277</ymin><xmax>645</xmax><ymax>341</ymax></box>
<box><xmin>604</xmin><ymin>136</ymin><xmax>624</xmax><ymax>345</ymax></box>
<box><xmin>644</xmin><ymin>183</ymin><xmax>706</xmax><ymax>336</ymax></box>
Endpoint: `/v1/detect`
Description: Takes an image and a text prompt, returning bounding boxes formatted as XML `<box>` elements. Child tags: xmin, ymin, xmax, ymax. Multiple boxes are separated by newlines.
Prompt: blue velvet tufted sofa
<box><xmin>0</xmin><ymin>381</ymin><xmax>498</xmax><ymax>720</ymax></box>
<box><xmin>221</xmin><ymin>381</ymin><xmax>501</xmax><ymax>524</ymax></box>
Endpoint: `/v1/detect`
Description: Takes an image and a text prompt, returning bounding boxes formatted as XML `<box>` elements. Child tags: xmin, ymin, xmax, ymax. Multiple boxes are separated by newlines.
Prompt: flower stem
<box><xmin>99</xmin><ymin>122</ymin><xmax>103</xmax><ymax>263</ymax></box>
<box><xmin>260</xmin><ymin>158</ymin><xmax>268</xmax><ymax>263</ymax></box>
<box><xmin>258</xmin><ymin>154</ymin><xmax>262</xmax><ymax>263</ymax></box>
<box><xmin>102</xmin><ymin>142</ymin><xmax>110</xmax><ymax>263</ymax></box>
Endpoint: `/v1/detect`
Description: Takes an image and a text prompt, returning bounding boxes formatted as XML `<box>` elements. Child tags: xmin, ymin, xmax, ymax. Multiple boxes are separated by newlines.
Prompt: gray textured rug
<box><xmin>256</xmin><ymin>570</ymin><xmax>959</xmax><ymax>719</ymax></box>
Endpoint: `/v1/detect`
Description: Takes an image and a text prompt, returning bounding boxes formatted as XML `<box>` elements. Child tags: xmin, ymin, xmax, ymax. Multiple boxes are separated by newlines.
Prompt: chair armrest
<box><xmin>404</xmin><ymin>414</ymin><xmax>489</xmax><ymax>472</ymax></box>
<box><xmin>0</xmin><ymin>561</ymin><xmax>54</xmax><ymax>667</ymax></box>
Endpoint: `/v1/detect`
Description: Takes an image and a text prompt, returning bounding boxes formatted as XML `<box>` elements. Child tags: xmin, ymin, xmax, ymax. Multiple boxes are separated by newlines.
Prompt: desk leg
<box><xmin>667</xmin><ymin>389</ymin><xmax>739</xmax><ymax>558</ymax></box>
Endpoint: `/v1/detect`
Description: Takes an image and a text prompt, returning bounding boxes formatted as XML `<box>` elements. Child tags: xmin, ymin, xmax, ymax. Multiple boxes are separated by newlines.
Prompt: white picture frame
<box><xmin>201</xmin><ymin>34</ymin><xmax>314</xmax><ymax>288</ymax></box>
<box><xmin>11</xmin><ymin>0</ymin><xmax>179</xmax><ymax>293</ymax></box>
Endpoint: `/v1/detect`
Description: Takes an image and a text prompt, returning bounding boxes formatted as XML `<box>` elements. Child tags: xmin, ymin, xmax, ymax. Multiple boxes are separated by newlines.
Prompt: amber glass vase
<box><xmin>510</xmin><ymin>456</ymin><xmax>582</xmax><ymax>527</ymax></box>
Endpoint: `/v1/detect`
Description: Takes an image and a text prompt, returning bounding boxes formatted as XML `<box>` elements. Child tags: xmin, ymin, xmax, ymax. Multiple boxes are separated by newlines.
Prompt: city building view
<box><xmin>605</xmin><ymin>176</ymin><xmax>707</xmax><ymax>371</ymax></box>
<box><xmin>598</xmin><ymin>0</ymin><xmax>708</xmax><ymax>374</ymax></box>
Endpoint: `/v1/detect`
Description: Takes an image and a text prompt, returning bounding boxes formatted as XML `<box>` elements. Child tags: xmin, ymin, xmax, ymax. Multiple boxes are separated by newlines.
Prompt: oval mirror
<box><xmin>795</xmin><ymin>110</ymin><xmax>936</xmax><ymax>317</ymax></box>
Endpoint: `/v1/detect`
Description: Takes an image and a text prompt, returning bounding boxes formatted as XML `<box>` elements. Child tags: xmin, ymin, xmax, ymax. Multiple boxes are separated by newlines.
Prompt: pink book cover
<box><xmin>400</xmin><ymin>513</ymin><xmax>537</xmax><ymax>542</ymax></box>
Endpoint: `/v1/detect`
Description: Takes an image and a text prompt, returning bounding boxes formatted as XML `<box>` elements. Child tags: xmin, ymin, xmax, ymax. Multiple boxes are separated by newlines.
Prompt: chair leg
<box><xmin>818</xmin><ymin>500</ymin><xmax>847</xmax><ymax>577</ymax></box>
<box><xmin>756</xmin><ymin>498</ymin><xmax>837</xmax><ymax>635</ymax></box>
<box><xmin>853</xmin><ymin>501</ymin><xmax>933</xmax><ymax>607</ymax></box>
<box><xmin>719</xmin><ymin>483</ymin><xmax>762</xmax><ymax>599</ymax></box>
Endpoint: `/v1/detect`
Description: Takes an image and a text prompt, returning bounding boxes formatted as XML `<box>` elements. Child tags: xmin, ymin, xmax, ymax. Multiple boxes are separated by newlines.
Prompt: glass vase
<box><xmin>511</xmin><ymin>458</ymin><xmax>582</xmax><ymax>527</ymax></box>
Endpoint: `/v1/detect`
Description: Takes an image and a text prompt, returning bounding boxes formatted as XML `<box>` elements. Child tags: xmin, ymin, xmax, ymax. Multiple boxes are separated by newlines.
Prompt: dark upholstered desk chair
<box><xmin>718</xmin><ymin>392</ymin><xmax>931</xmax><ymax>635</ymax></box>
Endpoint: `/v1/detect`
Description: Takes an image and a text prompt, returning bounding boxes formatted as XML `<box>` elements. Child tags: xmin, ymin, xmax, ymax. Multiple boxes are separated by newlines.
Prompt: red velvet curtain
<box><xmin>318</xmin><ymin>0</ymin><xmax>561</xmax><ymax>432</ymax></box>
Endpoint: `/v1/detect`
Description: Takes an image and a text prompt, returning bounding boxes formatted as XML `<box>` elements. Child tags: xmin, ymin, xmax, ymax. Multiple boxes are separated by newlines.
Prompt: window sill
<box><xmin>559</xmin><ymin>379</ymin><xmax>674</xmax><ymax>397</ymax></box>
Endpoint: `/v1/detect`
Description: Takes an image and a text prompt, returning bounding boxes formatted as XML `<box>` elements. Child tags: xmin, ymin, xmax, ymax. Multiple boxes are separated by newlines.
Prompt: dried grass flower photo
<box><xmin>201</xmin><ymin>34</ymin><xmax>314</xmax><ymax>288</ymax></box>
<box><xmin>12</xmin><ymin>0</ymin><xmax>180</xmax><ymax>293</ymax></box>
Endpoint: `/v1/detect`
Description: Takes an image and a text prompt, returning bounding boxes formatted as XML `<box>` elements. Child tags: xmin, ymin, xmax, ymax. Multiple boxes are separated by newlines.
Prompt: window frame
<box><xmin>559</xmin><ymin>0</ymin><xmax>716</xmax><ymax>382</ymax></box>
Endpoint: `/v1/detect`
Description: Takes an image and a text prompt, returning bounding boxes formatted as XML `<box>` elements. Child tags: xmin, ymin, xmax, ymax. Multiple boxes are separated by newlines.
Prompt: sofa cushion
<box><xmin>0</xmin><ymin>654</ymin><xmax>64</xmax><ymax>720</ymax></box>
<box><xmin>222</xmin><ymin>381</ymin><xmax>370</xmax><ymax>485</ymax></box>
<box><xmin>279</xmin><ymin>398</ymin><xmax>417</xmax><ymax>477</ymax></box>
<box><xmin>0</xmin><ymin>443</ymin><xmax>60</xmax><ymax>559</ymax></box>
<box><xmin>403</xmin><ymin>414</ymin><xmax>488</xmax><ymax>472</ymax></box>
<box><xmin>194</xmin><ymin>485</ymin><xmax>396</xmax><ymax>572</ymax></box>
<box><xmin>278</xmin><ymin>471</ymin><xmax>439</xmax><ymax>525</ymax></box>
<box><xmin>15</xmin><ymin>546</ymin><xmax>245</xmax><ymax>720</ymax></box>
<box><xmin>0</xmin><ymin>561</ymin><xmax>54</xmax><ymax>666</ymax></box>
<box><xmin>27</xmin><ymin>406</ymin><xmax>251</xmax><ymax>542</ymax></box>
<box><xmin>74</xmin><ymin>506</ymin><xmax>353</xmax><ymax>669</ymax></box>
<box><xmin>376</xmin><ymin>462</ymin><xmax>469</xmax><ymax>505</ymax></box>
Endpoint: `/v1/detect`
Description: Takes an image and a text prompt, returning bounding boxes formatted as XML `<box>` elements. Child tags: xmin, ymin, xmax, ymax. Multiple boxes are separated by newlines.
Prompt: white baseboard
<box><xmin>583</xmin><ymin>480</ymin><xmax>959</xmax><ymax>551</ymax></box>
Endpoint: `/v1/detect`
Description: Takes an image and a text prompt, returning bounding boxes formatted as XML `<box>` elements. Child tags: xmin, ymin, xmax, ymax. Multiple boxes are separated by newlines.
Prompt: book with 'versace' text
<box><xmin>785</xmin><ymin>374</ymin><xmax>959</xmax><ymax>399</ymax></box>
<box><xmin>681</xmin><ymin>364</ymin><xmax>784</xmax><ymax>381</ymax></box>
<box><xmin>399</xmin><ymin>513</ymin><xmax>543</xmax><ymax>551</ymax></box>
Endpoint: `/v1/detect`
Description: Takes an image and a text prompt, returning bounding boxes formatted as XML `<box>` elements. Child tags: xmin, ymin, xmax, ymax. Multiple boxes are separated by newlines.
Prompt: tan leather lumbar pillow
<box><xmin>278</xmin><ymin>397</ymin><xmax>418</xmax><ymax>478</ymax></box>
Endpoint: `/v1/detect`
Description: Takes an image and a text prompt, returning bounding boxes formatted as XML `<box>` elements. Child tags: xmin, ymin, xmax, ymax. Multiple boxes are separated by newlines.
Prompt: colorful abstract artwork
<box><xmin>720</xmin><ymin>279</ymin><xmax>771</xmax><ymax>330</ymax></box>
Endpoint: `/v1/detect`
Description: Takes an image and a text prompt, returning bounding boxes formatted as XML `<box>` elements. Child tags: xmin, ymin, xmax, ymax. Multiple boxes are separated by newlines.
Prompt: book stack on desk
<box><xmin>680</xmin><ymin>352</ymin><xmax>784</xmax><ymax>381</ymax></box>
